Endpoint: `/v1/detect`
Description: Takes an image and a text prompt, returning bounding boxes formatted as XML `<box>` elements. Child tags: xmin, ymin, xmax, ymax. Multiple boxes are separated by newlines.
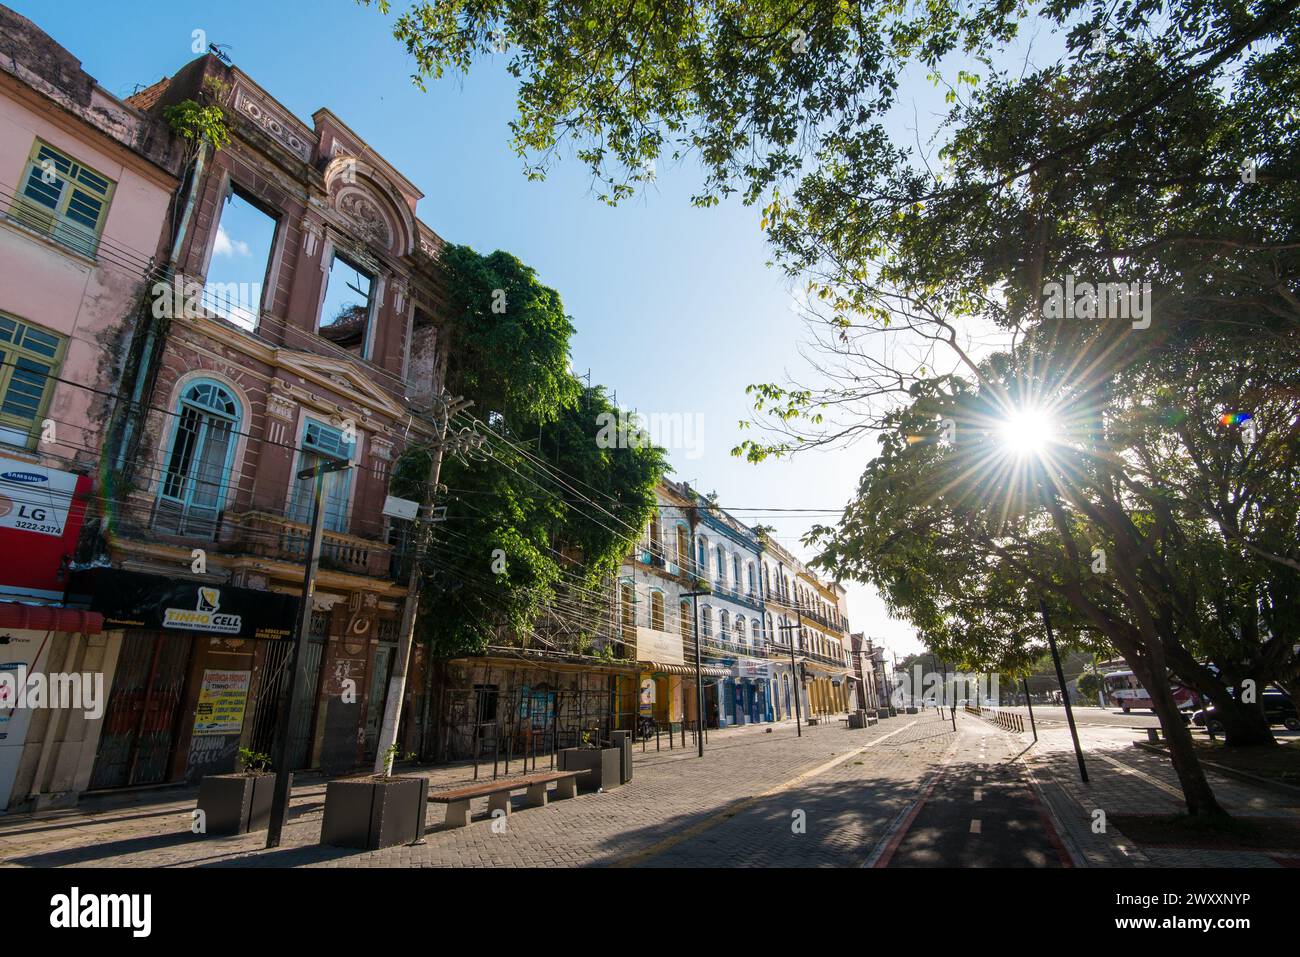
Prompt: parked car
<box><xmin>1191</xmin><ymin>691</ymin><xmax>1300</xmax><ymax>732</ymax></box>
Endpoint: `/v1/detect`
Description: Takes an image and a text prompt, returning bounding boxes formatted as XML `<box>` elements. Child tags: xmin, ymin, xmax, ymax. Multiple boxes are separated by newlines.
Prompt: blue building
<box><xmin>690</xmin><ymin>493</ymin><xmax>772</xmax><ymax>727</ymax></box>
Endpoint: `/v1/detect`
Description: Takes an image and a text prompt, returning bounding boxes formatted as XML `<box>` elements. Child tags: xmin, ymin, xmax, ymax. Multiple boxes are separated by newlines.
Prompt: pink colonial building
<box><xmin>57</xmin><ymin>49</ymin><xmax>453</xmax><ymax>796</ymax></box>
<box><xmin>0</xmin><ymin>5</ymin><xmax>182</xmax><ymax>809</ymax></box>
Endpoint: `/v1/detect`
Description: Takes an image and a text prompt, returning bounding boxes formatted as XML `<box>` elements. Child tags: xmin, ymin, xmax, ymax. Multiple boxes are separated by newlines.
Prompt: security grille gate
<box><xmin>89</xmin><ymin>631</ymin><xmax>192</xmax><ymax>790</ymax></box>
<box><xmin>247</xmin><ymin>612</ymin><xmax>327</xmax><ymax>770</ymax></box>
<box><xmin>362</xmin><ymin>644</ymin><xmax>394</xmax><ymax>762</ymax></box>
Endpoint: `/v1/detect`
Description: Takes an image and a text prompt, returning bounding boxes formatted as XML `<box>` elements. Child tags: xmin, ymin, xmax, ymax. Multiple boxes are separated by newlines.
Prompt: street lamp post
<box><xmin>1039</xmin><ymin>597</ymin><xmax>1088</xmax><ymax>783</ymax></box>
<box><xmin>683</xmin><ymin>586</ymin><xmax>710</xmax><ymax>757</ymax></box>
<box><xmin>1023</xmin><ymin>677</ymin><xmax>1038</xmax><ymax>742</ymax></box>
<box><xmin>266</xmin><ymin>458</ymin><xmax>351</xmax><ymax>849</ymax></box>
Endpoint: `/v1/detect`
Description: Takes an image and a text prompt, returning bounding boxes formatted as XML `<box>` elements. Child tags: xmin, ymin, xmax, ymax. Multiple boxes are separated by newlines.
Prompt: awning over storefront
<box><xmin>733</xmin><ymin>658</ymin><xmax>773</xmax><ymax>679</ymax></box>
<box><xmin>67</xmin><ymin>568</ymin><xmax>298</xmax><ymax>641</ymax></box>
<box><xmin>0</xmin><ymin>601</ymin><xmax>103</xmax><ymax>634</ymax></box>
<box><xmin>639</xmin><ymin>660</ymin><xmax>731</xmax><ymax>678</ymax></box>
<box><xmin>802</xmin><ymin>659</ymin><xmax>854</xmax><ymax>678</ymax></box>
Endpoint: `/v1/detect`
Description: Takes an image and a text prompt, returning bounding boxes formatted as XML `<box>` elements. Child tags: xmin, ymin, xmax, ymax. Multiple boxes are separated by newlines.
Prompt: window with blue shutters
<box><xmin>289</xmin><ymin>419</ymin><xmax>355</xmax><ymax>532</ymax></box>
<box><xmin>9</xmin><ymin>142</ymin><xmax>115</xmax><ymax>258</ymax></box>
<box><xmin>0</xmin><ymin>314</ymin><xmax>66</xmax><ymax>449</ymax></box>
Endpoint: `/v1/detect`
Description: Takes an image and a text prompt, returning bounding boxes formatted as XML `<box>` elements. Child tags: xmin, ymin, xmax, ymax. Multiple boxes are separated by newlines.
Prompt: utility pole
<box><xmin>1040</xmin><ymin>597</ymin><xmax>1088</xmax><ymax>783</ymax></box>
<box><xmin>266</xmin><ymin>458</ymin><xmax>351</xmax><ymax>848</ymax></box>
<box><xmin>778</xmin><ymin>613</ymin><xmax>804</xmax><ymax>736</ymax></box>
<box><xmin>372</xmin><ymin>392</ymin><xmax>477</xmax><ymax>774</ymax></box>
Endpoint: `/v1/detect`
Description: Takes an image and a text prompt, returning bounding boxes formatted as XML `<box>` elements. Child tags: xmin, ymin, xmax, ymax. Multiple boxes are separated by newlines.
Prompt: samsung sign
<box><xmin>0</xmin><ymin>456</ymin><xmax>91</xmax><ymax>601</ymax></box>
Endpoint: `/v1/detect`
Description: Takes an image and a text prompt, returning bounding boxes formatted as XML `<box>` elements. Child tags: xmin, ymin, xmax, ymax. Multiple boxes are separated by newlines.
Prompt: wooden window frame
<box><xmin>0</xmin><ymin>314</ymin><xmax>68</xmax><ymax>450</ymax></box>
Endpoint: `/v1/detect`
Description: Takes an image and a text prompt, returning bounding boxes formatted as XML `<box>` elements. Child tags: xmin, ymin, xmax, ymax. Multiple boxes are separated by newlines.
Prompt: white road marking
<box><xmin>973</xmin><ymin>789</ymin><xmax>983</xmax><ymax>801</ymax></box>
<box><xmin>970</xmin><ymin>819</ymin><xmax>982</xmax><ymax>834</ymax></box>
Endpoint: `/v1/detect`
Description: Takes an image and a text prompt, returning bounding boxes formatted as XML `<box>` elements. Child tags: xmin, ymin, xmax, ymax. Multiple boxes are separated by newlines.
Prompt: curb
<box><xmin>1132</xmin><ymin>741</ymin><xmax>1300</xmax><ymax>800</ymax></box>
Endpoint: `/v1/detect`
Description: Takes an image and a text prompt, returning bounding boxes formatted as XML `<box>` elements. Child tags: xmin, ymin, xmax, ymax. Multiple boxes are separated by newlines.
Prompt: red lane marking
<box><xmin>873</xmin><ymin>762</ymin><xmax>949</xmax><ymax>868</ymax></box>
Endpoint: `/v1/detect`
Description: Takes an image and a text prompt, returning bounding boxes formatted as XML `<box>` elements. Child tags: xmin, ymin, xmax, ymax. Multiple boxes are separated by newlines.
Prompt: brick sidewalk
<box><xmin>4</xmin><ymin>711</ymin><xmax>1291</xmax><ymax>868</ymax></box>
<box><xmin>0</xmin><ymin>716</ymin><xmax>947</xmax><ymax>868</ymax></box>
<box><xmin>977</xmin><ymin>713</ymin><xmax>1299</xmax><ymax>868</ymax></box>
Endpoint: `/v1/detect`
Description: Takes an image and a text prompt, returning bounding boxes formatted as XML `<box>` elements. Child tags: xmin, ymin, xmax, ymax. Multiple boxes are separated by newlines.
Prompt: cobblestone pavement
<box><xmin>1002</xmin><ymin>715</ymin><xmax>1300</xmax><ymax>868</ymax></box>
<box><xmin>0</xmin><ymin>717</ymin><xmax>949</xmax><ymax>868</ymax></box>
<box><xmin>0</xmin><ymin>710</ymin><xmax>1293</xmax><ymax>867</ymax></box>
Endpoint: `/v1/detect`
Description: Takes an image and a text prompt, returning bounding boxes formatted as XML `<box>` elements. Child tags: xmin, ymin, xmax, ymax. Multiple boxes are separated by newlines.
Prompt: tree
<box><xmin>1076</xmin><ymin>670</ymin><xmax>1102</xmax><ymax>703</ymax></box>
<box><xmin>367</xmin><ymin>0</ymin><xmax>1300</xmax><ymax>815</ymax></box>
<box><xmin>393</xmin><ymin>245</ymin><xmax>666</xmax><ymax>659</ymax></box>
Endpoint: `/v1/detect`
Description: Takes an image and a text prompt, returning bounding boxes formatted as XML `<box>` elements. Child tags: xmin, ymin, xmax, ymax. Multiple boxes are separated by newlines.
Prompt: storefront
<box><xmin>68</xmin><ymin>568</ymin><xmax>299</xmax><ymax>789</ymax></box>
<box><xmin>733</xmin><ymin>658</ymin><xmax>773</xmax><ymax>724</ymax></box>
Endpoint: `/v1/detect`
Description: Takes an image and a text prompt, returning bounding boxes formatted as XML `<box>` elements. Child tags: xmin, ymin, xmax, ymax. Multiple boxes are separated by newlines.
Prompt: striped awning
<box><xmin>639</xmin><ymin>661</ymin><xmax>731</xmax><ymax>678</ymax></box>
<box><xmin>0</xmin><ymin>602</ymin><xmax>103</xmax><ymax>634</ymax></box>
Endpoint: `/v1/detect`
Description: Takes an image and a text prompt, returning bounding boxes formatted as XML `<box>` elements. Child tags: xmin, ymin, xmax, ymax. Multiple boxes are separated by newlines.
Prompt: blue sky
<box><xmin>16</xmin><ymin>0</ymin><xmax>1067</xmax><ymax>658</ymax></box>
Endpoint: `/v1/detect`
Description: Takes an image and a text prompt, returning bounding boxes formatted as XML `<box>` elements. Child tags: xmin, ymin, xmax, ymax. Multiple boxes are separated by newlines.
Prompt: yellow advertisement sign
<box><xmin>192</xmin><ymin>669</ymin><xmax>251</xmax><ymax>736</ymax></box>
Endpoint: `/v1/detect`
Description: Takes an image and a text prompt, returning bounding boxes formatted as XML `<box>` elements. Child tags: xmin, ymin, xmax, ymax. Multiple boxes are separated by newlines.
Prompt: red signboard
<box><xmin>0</xmin><ymin>455</ymin><xmax>92</xmax><ymax>601</ymax></box>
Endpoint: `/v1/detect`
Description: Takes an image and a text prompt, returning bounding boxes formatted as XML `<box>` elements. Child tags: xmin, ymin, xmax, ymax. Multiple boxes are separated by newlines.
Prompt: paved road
<box><xmin>875</xmin><ymin>718</ymin><xmax>1068</xmax><ymax>867</ymax></box>
<box><xmin>1005</xmin><ymin>705</ymin><xmax>1160</xmax><ymax>728</ymax></box>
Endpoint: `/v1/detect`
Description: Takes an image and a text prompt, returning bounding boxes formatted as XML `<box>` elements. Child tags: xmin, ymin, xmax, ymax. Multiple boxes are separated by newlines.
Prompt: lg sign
<box><xmin>0</xmin><ymin>456</ymin><xmax>91</xmax><ymax>600</ymax></box>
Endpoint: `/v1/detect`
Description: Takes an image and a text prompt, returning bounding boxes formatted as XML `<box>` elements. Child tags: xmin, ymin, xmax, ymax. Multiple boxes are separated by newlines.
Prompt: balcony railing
<box><xmin>701</xmin><ymin>637</ymin><xmax>766</xmax><ymax>660</ymax></box>
<box><xmin>220</xmin><ymin>510</ymin><xmax>393</xmax><ymax>578</ymax></box>
<box><xmin>762</xmin><ymin>640</ymin><xmax>849</xmax><ymax>669</ymax></box>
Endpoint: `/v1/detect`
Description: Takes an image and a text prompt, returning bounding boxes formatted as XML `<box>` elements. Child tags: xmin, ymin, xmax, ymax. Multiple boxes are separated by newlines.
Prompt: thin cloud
<box><xmin>213</xmin><ymin>224</ymin><xmax>251</xmax><ymax>258</ymax></box>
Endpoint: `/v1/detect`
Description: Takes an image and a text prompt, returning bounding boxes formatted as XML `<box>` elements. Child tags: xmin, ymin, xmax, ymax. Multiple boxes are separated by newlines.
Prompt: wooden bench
<box><xmin>427</xmin><ymin>770</ymin><xmax>589</xmax><ymax>828</ymax></box>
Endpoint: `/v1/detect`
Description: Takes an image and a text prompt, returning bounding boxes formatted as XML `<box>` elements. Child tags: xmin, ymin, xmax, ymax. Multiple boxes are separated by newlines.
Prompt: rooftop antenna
<box><xmin>208</xmin><ymin>43</ymin><xmax>233</xmax><ymax>64</ymax></box>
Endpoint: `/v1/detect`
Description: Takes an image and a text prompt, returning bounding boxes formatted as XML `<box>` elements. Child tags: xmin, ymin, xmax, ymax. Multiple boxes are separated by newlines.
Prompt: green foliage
<box><xmin>163</xmin><ymin>77</ymin><xmax>231</xmax><ymax>153</ymax></box>
<box><xmin>237</xmin><ymin>747</ymin><xmax>271</xmax><ymax>774</ymax></box>
<box><xmin>1076</xmin><ymin>671</ymin><xmax>1102</xmax><ymax>701</ymax></box>
<box><xmin>439</xmin><ymin>244</ymin><xmax>580</xmax><ymax>423</ymax></box>
<box><xmin>395</xmin><ymin>245</ymin><xmax>666</xmax><ymax>659</ymax></box>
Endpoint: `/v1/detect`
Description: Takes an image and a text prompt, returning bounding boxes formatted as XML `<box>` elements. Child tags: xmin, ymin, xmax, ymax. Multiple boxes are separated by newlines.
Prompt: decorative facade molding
<box><xmin>369</xmin><ymin>436</ymin><xmax>395</xmax><ymax>462</ymax></box>
<box><xmin>301</xmin><ymin>219</ymin><xmax>322</xmax><ymax>258</ymax></box>
<box><xmin>233</xmin><ymin>86</ymin><xmax>314</xmax><ymax>162</ymax></box>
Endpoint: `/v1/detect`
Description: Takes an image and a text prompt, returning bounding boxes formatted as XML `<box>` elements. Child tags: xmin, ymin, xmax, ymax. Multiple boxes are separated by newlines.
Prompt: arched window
<box><xmin>701</xmin><ymin>606</ymin><xmax>714</xmax><ymax>639</ymax></box>
<box><xmin>697</xmin><ymin>535</ymin><xmax>708</xmax><ymax>570</ymax></box>
<box><xmin>733</xmin><ymin>554</ymin><xmax>741</xmax><ymax>588</ymax></box>
<box><xmin>156</xmin><ymin>379</ymin><xmax>241</xmax><ymax>537</ymax></box>
<box><xmin>650</xmin><ymin>590</ymin><xmax>665</xmax><ymax>630</ymax></box>
<box><xmin>736</xmin><ymin>616</ymin><xmax>747</xmax><ymax>643</ymax></box>
<box><xmin>679</xmin><ymin>599</ymin><xmax>692</xmax><ymax>639</ymax></box>
<box><xmin>716</xmin><ymin>547</ymin><xmax>726</xmax><ymax>582</ymax></box>
<box><xmin>620</xmin><ymin>581</ymin><xmax>636</xmax><ymax>629</ymax></box>
<box><xmin>746</xmin><ymin>562</ymin><xmax>756</xmax><ymax>594</ymax></box>
<box><xmin>676</xmin><ymin>524</ymin><xmax>690</xmax><ymax>568</ymax></box>
<box><xmin>719</xmin><ymin>609</ymin><xmax>730</xmax><ymax>637</ymax></box>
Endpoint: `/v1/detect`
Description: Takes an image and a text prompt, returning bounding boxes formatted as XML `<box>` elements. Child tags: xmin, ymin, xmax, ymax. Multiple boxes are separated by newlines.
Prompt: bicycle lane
<box><xmin>872</xmin><ymin>712</ymin><xmax>1073</xmax><ymax>867</ymax></box>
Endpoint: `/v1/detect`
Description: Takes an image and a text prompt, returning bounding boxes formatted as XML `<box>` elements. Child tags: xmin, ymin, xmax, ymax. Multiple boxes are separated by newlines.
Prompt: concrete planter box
<box><xmin>196</xmin><ymin>772</ymin><xmax>286</xmax><ymax>835</ymax></box>
<box><xmin>558</xmin><ymin>747</ymin><xmax>621</xmax><ymax>791</ymax></box>
<box><xmin>905</xmin><ymin>706</ymin><xmax>919</xmax><ymax>714</ymax></box>
<box><xmin>320</xmin><ymin>776</ymin><xmax>429</xmax><ymax>850</ymax></box>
